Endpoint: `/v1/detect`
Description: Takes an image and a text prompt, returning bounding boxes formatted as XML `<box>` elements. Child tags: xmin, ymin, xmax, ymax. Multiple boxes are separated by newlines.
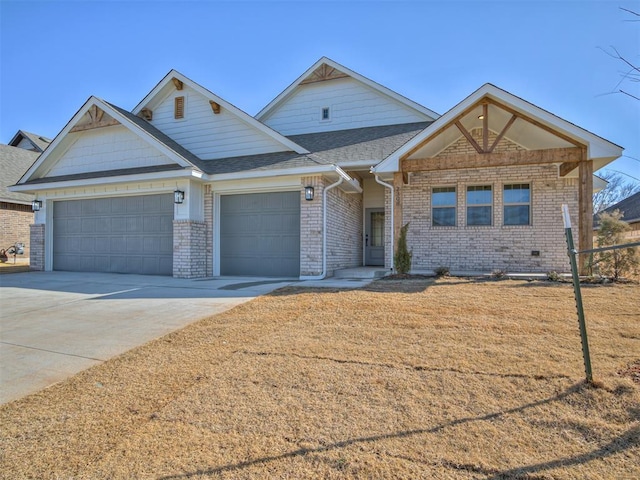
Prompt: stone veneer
<box><xmin>29</xmin><ymin>223</ymin><xmax>45</xmax><ymax>271</ymax></box>
<box><xmin>173</xmin><ymin>220</ymin><xmax>207</xmax><ymax>278</ymax></box>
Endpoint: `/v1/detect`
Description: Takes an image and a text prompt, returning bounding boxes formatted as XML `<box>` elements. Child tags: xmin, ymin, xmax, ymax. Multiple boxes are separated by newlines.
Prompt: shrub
<box><xmin>547</xmin><ymin>271</ymin><xmax>560</xmax><ymax>282</ymax></box>
<box><xmin>394</xmin><ymin>222</ymin><xmax>412</xmax><ymax>274</ymax></box>
<box><xmin>592</xmin><ymin>210</ymin><xmax>639</xmax><ymax>280</ymax></box>
<box><xmin>434</xmin><ymin>266</ymin><xmax>450</xmax><ymax>277</ymax></box>
<box><xmin>491</xmin><ymin>269</ymin><xmax>507</xmax><ymax>279</ymax></box>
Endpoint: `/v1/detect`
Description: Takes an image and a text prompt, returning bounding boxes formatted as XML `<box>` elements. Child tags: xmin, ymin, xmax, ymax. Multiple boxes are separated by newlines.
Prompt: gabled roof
<box><xmin>373</xmin><ymin>83</ymin><xmax>623</xmax><ymax>174</ymax></box>
<box><xmin>0</xmin><ymin>144</ymin><xmax>38</xmax><ymax>203</ymax></box>
<box><xmin>289</xmin><ymin>122</ymin><xmax>431</xmax><ymax>167</ymax></box>
<box><xmin>8</xmin><ymin>130</ymin><xmax>52</xmax><ymax>153</ymax></box>
<box><xmin>596</xmin><ymin>191</ymin><xmax>640</xmax><ymax>225</ymax></box>
<box><xmin>255</xmin><ymin>57</ymin><xmax>440</xmax><ymax>122</ymax></box>
<box><xmin>132</xmin><ymin>69</ymin><xmax>308</xmax><ymax>155</ymax></box>
<box><xmin>17</xmin><ymin>96</ymin><xmax>204</xmax><ymax>186</ymax></box>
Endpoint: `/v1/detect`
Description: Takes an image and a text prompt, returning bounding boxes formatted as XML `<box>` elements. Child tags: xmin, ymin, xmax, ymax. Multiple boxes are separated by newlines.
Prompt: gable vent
<box><xmin>174</xmin><ymin>96</ymin><xmax>185</xmax><ymax>119</ymax></box>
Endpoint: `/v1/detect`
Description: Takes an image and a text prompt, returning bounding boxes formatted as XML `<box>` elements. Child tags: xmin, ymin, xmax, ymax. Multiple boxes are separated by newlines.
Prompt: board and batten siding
<box><xmin>149</xmin><ymin>85</ymin><xmax>288</xmax><ymax>159</ymax></box>
<box><xmin>262</xmin><ymin>77</ymin><xmax>429</xmax><ymax>136</ymax></box>
<box><xmin>46</xmin><ymin>125</ymin><xmax>173</xmax><ymax>177</ymax></box>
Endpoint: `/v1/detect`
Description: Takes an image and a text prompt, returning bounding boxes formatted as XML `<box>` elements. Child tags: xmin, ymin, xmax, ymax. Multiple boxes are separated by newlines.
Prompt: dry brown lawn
<box><xmin>1</xmin><ymin>277</ymin><xmax>639</xmax><ymax>479</ymax></box>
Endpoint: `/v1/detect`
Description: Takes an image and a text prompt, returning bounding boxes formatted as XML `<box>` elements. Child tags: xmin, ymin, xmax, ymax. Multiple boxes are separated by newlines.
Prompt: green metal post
<box><xmin>562</xmin><ymin>205</ymin><xmax>593</xmax><ymax>383</ymax></box>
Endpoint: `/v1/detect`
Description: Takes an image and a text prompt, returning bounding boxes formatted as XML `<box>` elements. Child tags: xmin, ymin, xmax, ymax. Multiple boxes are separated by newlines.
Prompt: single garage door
<box><xmin>53</xmin><ymin>194</ymin><xmax>173</xmax><ymax>275</ymax></box>
<box><xmin>220</xmin><ymin>192</ymin><xmax>300</xmax><ymax>277</ymax></box>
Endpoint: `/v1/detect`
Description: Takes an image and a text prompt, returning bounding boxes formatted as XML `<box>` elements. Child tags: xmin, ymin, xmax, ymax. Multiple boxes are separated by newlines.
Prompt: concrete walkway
<box><xmin>0</xmin><ymin>271</ymin><xmax>299</xmax><ymax>404</ymax></box>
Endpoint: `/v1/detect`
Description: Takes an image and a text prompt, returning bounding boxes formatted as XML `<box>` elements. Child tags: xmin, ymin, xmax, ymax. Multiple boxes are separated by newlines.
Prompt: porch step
<box><xmin>333</xmin><ymin>267</ymin><xmax>389</xmax><ymax>279</ymax></box>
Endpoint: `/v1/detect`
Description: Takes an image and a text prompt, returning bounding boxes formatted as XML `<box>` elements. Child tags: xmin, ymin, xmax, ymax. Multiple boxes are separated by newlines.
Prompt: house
<box><xmin>0</xmin><ymin>143</ymin><xmax>39</xmax><ymax>259</ymax></box>
<box><xmin>9</xmin><ymin>130</ymin><xmax>51</xmax><ymax>153</ymax></box>
<box><xmin>10</xmin><ymin>58</ymin><xmax>623</xmax><ymax>277</ymax></box>
<box><xmin>594</xmin><ymin>191</ymin><xmax>640</xmax><ymax>242</ymax></box>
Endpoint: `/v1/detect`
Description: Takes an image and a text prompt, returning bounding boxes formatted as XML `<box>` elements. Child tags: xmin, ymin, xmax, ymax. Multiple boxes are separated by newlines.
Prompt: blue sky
<box><xmin>1</xmin><ymin>0</ymin><xmax>638</xmax><ymax>182</ymax></box>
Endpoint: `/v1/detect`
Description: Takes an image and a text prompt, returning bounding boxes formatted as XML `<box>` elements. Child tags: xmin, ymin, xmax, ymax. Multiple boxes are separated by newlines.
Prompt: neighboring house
<box><xmin>1</xmin><ymin>143</ymin><xmax>39</xmax><ymax>258</ymax></box>
<box><xmin>594</xmin><ymin>191</ymin><xmax>640</xmax><ymax>242</ymax></box>
<box><xmin>10</xmin><ymin>57</ymin><xmax>623</xmax><ymax>277</ymax></box>
<box><xmin>9</xmin><ymin>130</ymin><xmax>51</xmax><ymax>153</ymax></box>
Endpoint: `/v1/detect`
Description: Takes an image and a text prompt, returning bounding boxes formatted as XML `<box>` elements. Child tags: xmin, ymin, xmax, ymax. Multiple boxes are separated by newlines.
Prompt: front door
<box><xmin>365</xmin><ymin>209</ymin><xmax>385</xmax><ymax>266</ymax></box>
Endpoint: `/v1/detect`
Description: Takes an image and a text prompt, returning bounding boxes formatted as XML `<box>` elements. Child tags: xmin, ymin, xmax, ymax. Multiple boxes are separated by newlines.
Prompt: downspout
<box><xmin>300</xmin><ymin>177</ymin><xmax>344</xmax><ymax>280</ymax></box>
<box><xmin>374</xmin><ymin>174</ymin><xmax>394</xmax><ymax>273</ymax></box>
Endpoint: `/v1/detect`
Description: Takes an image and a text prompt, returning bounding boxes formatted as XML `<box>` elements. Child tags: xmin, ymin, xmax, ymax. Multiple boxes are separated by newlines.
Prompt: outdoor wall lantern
<box><xmin>304</xmin><ymin>186</ymin><xmax>314</xmax><ymax>201</ymax></box>
<box><xmin>174</xmin><ymin>189</ymin><xmax>185</xmax><ymax>204</ymax></box>
<box><xmin>31</xmin><ymin>200</ymin><xmax>42</xmax><ymax>212</ymax></box>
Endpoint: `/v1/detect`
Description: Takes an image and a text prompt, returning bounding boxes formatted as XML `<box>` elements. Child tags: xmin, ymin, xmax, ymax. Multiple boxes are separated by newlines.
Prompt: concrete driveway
<box><xmin>0</xmin><ymin>271</ymin><xmax>295</xmax><ymax>404</ymax></box>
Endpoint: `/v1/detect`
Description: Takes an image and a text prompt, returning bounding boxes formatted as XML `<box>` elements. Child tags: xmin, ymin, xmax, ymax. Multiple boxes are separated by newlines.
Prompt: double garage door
<box><xmin>53</xmin><ymin>191</ymin><xmax>300</xmax><ymax>277</ymax></box>
<box><xmin>53</xmin><ymin>194</ymin><xmax>174</xmax><ymax>275</ymax></box>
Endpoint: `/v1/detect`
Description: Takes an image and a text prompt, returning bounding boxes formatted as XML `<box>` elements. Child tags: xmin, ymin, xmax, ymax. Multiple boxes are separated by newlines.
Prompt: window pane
<box><xmin>504</xmin><ymin>205</ymin><xmax>530</xmax><ymax>225</ymax></box>
<box><xmin>467</xmin><ymin>206</ymin><xmax>492</xmax><ymax>226</ymax></box>
<box><xmin>371</xmin><ymin>212</ymin><xmax>384</xmax><ymax>247</ymax></box>
<box><xmin>433</xmin><ymin>207</ymin><xmax>456</xmax><ymax>226</ymax></box>
<box><xmin>433</xmin><ymin>187</ymin><xmax>456</xmax><ymax>207</ymax></box>
<box><xmin>467</xmin><ymin>186</ymin><xmax>492</xmax><ymax>205</ymax></box>
<box><xmin>504</xmin><ymin>184</ymin><xmax>530</xmax><ymax>204</ymax></box>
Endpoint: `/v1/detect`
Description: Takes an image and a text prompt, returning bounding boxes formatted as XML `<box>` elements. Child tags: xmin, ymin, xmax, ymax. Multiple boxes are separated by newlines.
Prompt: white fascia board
<box><xmin>10</xmin><ymin>168</ymin><xmax>202</xmax><ymax>193</ymax></box>
<box><xmin>17</xmin><ymin>96</ymin><xmax>194</xmax><ymax>184</ymax></box>
<box><xmin>256</xmin><ymin>57</ymin><xmax>440</xmax><ymax>122</ymax></box>
<box><xmin>133</xmin><ymin>70</ymin><xmax>309</xmax><ymax>155</ymax></box>
<box><xmin>373</xmin><ymin>83</ymin><xmax>623</xmax><ymax>173</ymax></box>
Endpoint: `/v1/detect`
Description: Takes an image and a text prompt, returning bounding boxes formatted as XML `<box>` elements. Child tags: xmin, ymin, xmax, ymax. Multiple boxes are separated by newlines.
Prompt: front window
<box><xmin>432</xmin><ymin>187</ymin><xmax>456</xmax><ymax>226</ymax></box>
<box><xmin>503</xmin><ymin>184</ymin><xmax>531</xmax><ymax>225</ymax></box>
<box><xmin>467</xmin><ymin>185</ymin><xmax>492</xmax><ymax>226</ymax></box>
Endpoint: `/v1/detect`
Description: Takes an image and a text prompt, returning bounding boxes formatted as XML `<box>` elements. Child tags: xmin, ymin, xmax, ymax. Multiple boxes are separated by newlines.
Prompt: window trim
<box><xmin>466</xmin><ymin>185</ymin><xmax>493</xmax><ymax>226</ymax></box>
<box><xmin>432</xmin><ymin>186</ymin><xmax>457</xmax><ymax>227</ymax></box>
<box><xmin>503</xmin><ymin>183</ymin><xmax>531</xmax><ymax>226</ymax></box>
<box><xmin>321</xmin><ymin>106</ymin><xmax>331</xmax><ymax>121</ymax></box>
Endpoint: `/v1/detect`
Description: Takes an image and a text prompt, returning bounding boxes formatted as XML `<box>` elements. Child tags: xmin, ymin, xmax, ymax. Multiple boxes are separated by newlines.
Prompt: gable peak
<box><xmin>300</xmin><ymin>62</ymin><xmax>350</xmax><ymax>85</ymax></box>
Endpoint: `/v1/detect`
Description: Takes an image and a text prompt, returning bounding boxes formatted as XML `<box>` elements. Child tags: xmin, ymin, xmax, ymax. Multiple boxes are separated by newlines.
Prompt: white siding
<box><xmin>149</xmin><ymin>85</ymin><xmax>288</xmax><ymax>159</ymax></box>
<box><xmin>16</xmin><ymin>137</ymin><xmax>36</xmax><ymax>151</ymax></box>
<box><xmin>363</xmin><ymin>177</ymin><xmax>385</xmax><ymax>209</ymax></box>
<box><xmin>46</xmin><ymin>126</ymin><xmax>173</xmax><ymax>177</ymax></box>
<box><xmin>263</xmin><ymin>77</ymin><xmax>429</xmax><ymax>135</ymax></box>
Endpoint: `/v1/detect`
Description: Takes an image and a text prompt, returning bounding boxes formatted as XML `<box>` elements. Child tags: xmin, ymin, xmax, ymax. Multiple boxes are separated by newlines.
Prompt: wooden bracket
<box><xmin>559</xmin><ymin>161</ymin><xmax>578</xmax><ymax>177</ymax></box>
<box><xmin>172</xmin><ymin>78</ymin><xmax>184</xmax><ymax>90</ymax></box>
<box><xmin>455</xmin><ymin>121</ymin><xmax>483</xmax><ymax>154</ymax></box>
<box><xmin>70</xmin><ymin>105</ymin><xmax>118</xmax><ymax>132</ymax></box>
<box><xmin>140</xmin><ymin>108</ymin><xmax>153</xmax><ymax>121</ymax></box>
<box><xmin>209</xmin><ymin>100</ymin><xmax>221</xmax><ymax>114</ymax></box>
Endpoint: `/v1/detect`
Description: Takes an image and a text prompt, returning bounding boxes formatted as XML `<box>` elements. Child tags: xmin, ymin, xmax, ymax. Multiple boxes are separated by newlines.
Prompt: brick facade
<box><xmin>326</xmin><ymin>183</ymin><xmax>363</xmax><ymax>275</ymax></box>
<box><xmin>300</xmin><ymin>176</ymin><xmax>363</xmax><ymax>277</ymax></box>
<box><xmin>0</xmin><ymin>203</ymin><xmax>32</xmax><ymax>260</ymax></box>
<box><xmin>29</xmin><ymin>223</ymin><xmax>45</xmax><ymax>271</ymax></box>
<box><xmin>389</xmin><ymin>128</ymin><xmax>580</xmax><ymax>274</ymax></box>
<box><xmin>204</xmin><ymin>185</ymin><xmax>213</xmax><ymax>277</ymax></box>
<box><xmin>173</xmin><ymin>220</ymin><xmax>207</xmax><ymax>278</ymax></box>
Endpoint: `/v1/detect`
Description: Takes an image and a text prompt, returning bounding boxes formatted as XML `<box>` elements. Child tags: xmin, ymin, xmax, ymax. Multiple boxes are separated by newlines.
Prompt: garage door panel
<box><xmin>220</xmin><ymin>192</ymin><xmax>300</xmax><ymax>277</ymax></box>
<box><xmin>53</xmin><ymin>194</ymin><xmax>173</xmax><ymax>275</ymax></box>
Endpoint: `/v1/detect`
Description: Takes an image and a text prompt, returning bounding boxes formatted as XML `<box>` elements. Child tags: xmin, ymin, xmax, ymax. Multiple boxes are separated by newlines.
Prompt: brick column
<box><xmin>300</xmin><ymin>176</ymin><xmax>324</xmax><ymax>276</ymax></box>
<box><xmin>204</xmin><ymin>185</ymin><xmax>213</xmax><ymax>277</ymax></box>
<box><xmin>173</xmin><ymin>220</ymin><xmax>207</xmax><ymax>278</ymax></box>
<box><xmin>30</xmin><ymin>224</ymin><xmax>45</xmax><ymax>271</ymax></box>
